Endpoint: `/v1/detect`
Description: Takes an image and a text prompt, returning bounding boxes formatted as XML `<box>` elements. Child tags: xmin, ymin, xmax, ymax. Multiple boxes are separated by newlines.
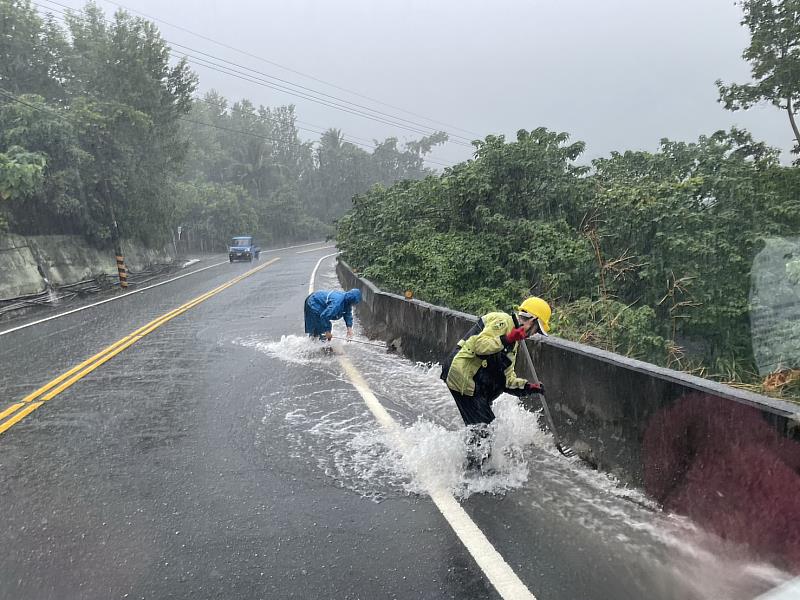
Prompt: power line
<box><xmin>167</xmin><ymin>39</ymin><xmax>474</xmax><ymax>145</ymax></box>
<box><xmin>0</xmin><ymin>86</ymin><xmax>453</xmax><ymax>169</ymax></box>
<box><xmin>33</xmin><ymin>0</ymin><xmax>466</xmax><ymax>165</ymax></box>
<box><xmin>185</xmin><ymin>93</ymin><xmax>454</xmax><ymax>164</ymax></box>
<box><xmin>184</xmin><ymin>79</ymin><xmax>458</xmax><ymax>166</ymax></box>
<box><xmin>180</xmin><ymin>50</ymin><xmax>472</xmax><ymax>147</ymax></box>
<box><xmin>33</xmin><ymin>0</ymin><xmax>471</xmax><ymax>167</ymax></box>
<box><xmin>94</xmin><ymin>0</ymin><xmax>482</xmax><ymax>138</ymax></box>
<box><xmin>179</xmin><ymin>116</ymin><xmax>452</xmax><ymax>168</ymax></box>
<box><xmin>0</xmin><ymin>88</ymin><xmax>52</xmax><ymax>113</ymax></box>
<box><xmin>187</xmin><ymin>94</ymin><xmax>377</xmax><ymax>148</ymax></box>
<box><xmin>38</xmin><ymin>0</ymin><xmax>475</xmax><ymax>147</ymax></box>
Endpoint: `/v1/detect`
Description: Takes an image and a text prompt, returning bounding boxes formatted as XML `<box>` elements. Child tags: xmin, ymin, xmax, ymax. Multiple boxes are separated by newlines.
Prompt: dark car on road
<box><xmin>228</xmin><ymin>236</ymin><xmax>261</xmax><ymax>262</ymax></box>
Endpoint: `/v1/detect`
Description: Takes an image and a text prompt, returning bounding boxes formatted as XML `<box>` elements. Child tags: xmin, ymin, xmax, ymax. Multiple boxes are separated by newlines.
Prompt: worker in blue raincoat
<box><xmin>304</xmin><ymin>288</ymin><xmax>362</xmax><ymax>340</ymax></box>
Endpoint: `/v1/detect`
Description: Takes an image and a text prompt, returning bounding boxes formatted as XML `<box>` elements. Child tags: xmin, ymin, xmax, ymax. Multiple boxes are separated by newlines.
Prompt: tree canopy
<box><xmin>0</xmin><ymin>0</ymin><xmax>446</xmax><ymax>248</ymax></box>
<box><xmin>717</xmin><ymin>0</ymin><xmax>800</xmax><ymax>156</ymax></box>
<box><xmin>337</xmin><ymin>127</ymin><xmax>800</xmax><ymax>397</ymax></box>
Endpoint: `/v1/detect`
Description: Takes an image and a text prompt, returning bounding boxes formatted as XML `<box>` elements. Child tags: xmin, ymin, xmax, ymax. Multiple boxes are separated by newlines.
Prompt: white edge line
<box><xmin>755</xmin><ymin>577</ymin><xmax>800</xmax><ymax>599</ymax></box>
<box><xmin>1</xmin><ymin>240</ymin><xmax>329</xmax><ymax>337</ymax></box>
<box><xmin>337</xmin><ymin>353</ymin><xmax>537</xmax><ymax>600</ymax></box>
<box><xmin>308</xmin><ymin>266</ymin><xmax>537</xmax><ymax>600</ymax></box>
<box><xmin>308</xmin><ymin>252</ymin><xmax>340</xmax><ymax>295</ymax></box>
<box><xmin>0</xmin><ymin>260</ymin><xmax>226</xmax><ymax>337</ymax></box>
<box><xmin>265</xmin><ymin>240</ymin><xmax>325</xmax><ymax>252</ymax></box>
<box><xmin>296</xmin><ymin>245</ymin><xmax>337</xmax><ymax>254</ymax></box>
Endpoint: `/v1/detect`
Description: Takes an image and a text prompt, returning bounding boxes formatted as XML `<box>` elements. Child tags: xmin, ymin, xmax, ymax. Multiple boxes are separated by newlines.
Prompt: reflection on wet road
<box><xmin>0</xmin><ymin>247</ymin><xmax>790</xmax><ymax>599</ymax></box>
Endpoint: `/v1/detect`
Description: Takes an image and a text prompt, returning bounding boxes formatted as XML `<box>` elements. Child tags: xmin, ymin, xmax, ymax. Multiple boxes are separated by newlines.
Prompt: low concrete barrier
<box><xmin>338</xmin><ymin>258</ymin><xmax>800</xmax><ymax>571</ymax></box>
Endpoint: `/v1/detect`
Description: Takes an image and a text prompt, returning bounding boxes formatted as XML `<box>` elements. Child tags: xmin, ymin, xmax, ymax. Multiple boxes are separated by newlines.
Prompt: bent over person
<box><xmin>440</xmin><ymin>297</ymin><xmax>551</xmax><ymax>465</ymax></box>
<box><xmin>304</xmin><ymin>288</ymin><xmax>362</xmax><ymax>341</ymax></box>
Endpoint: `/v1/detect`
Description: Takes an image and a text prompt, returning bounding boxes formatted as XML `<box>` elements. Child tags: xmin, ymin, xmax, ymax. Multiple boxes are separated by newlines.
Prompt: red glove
<box><xmin>504</xmin><ymin>326</ymin><xmax>527</xmax><ymax>344</ymax></box>
<box><xmin>525</xmin><ymin>382</ymin><xmax>545</xmax><ymax>395</ymax></box>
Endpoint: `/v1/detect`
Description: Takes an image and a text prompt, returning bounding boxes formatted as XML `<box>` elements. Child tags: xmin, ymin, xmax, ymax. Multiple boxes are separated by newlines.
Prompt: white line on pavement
<box><xmin>265</xmin><ymin>240</ymin><xmax>324</xmax><ymax>252</ymax></box>
<box><xmin>296</xmin><ymin>245</ymin><xmax>336</xmax><ymax>254</ymax></box>
<box><xmin>307</xmin><ymin>261</ymin><xmax>538</xmax><ymax>600</ymax></box>
<box><xmin>0</xmin><ymin>260</ymin><xmax>226</xmax><ymax>337</ymax></box>
<box><xmin>1</xmin><ymin>241</ymin><xmax>328</xmax><ymax>338</ymax></box>
<box><xmin>756</xmin><ymin>577</ymin><xmax>800</xmax><ymax>599</ymax></box>
<box><xmin>308</xmin><ymin>253</ymin><xmax>341</xmax><ymax>295</ymax></box>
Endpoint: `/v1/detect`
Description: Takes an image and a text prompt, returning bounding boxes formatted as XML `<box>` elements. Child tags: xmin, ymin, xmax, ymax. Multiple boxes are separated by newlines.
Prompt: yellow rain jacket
<box><xmin>445</xmin><ymin>312</ymin><xmax>528</xmax><ymax>397</ymax></box>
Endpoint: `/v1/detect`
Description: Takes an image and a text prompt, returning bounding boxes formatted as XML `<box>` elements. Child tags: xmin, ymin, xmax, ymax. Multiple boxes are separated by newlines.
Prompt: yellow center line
<box><xmin>0</xmin><ymin>258</ymin><xmax>279</xmax><ymax>435</ymax></box>
<box><xmin>36</xmin><ymin>279</ymin><xmax>238</xmax><ymax>403</ymax></box>
<box><xmin>18</xmin><ymin>305</ymin><xmax>185</xmax><ymax>404</ymax></box>
<box><xmin>0</xmin><ymin>403</ymin><xmax>24</xmax><ymax>421</ymax></box>
<box><xmin>0</xmin><ymin>403</ymin><xmax>44</xmax><ymax>435</ymax></box>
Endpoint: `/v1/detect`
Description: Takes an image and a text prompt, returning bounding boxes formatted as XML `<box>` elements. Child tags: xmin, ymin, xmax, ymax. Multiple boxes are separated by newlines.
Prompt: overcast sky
<box><xmin>43</xmin><ymin>0</ymin><xmax>795</xmax><ymax>168</ymax></box>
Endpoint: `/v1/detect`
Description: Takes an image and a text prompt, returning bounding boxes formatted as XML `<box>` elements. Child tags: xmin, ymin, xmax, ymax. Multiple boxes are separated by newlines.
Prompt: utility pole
<box><xmin>104</xmin><ymin>179</ymin><xmax>128</xmax><ymax>289</ymax></box>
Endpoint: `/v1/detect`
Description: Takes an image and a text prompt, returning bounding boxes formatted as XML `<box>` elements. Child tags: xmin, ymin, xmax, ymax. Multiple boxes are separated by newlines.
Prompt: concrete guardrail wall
<box><xmin>338</xmin><ymin>258</ymin><xmax>800</xmax><ymax>571</ymax></box>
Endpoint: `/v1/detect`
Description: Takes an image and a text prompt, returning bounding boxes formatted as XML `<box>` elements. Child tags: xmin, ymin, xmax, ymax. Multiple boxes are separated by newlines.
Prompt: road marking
<box><xmin>338</xmin><ymin>356</ymin><xmax>537</xmax><ymax>600</ymax></box>
<box><xmin>0</xmin><ymin>260</ymin><xmax>227</xmax><ymax>337</ymax></box>
<box><xmin>0</xmin><ymin>402</ymin><xmax>44</xmax><ymax>435</ymax></box>
<box><xmin>266</xmin><ymin>240</ymin><xmax>324</xmax><ymax>251</ymax></box>
<box><xmin>0</xmin><ymin>258</ymin><xmax>280</xmax><ymax>435</ymax></box>
<box><xmin>308</xmin><ymin>253</ymin><xmax>341</xmax><ymax>294</ymax></box>
<box><xmin>308</xmin><ymin>263</ymin><xmax>537</xmax><ymax>600</ymax></box>
<box><xmin>0</xmin><ymin>241</ymin><xmax>324</xmax><ymax>338</ymax></box>
<box><xmin>757</xmin><ymin>577</ymin><xmax>800</xmax><ymax>599</ymax></box>
<box><xmin>0</xmin><ymin>403</ymin><xmax>24</xmax><ymax>421</ymax></box>
<box><xmin>296</xmin><ymin>245</ymin><xmax>336</xmax><ymax>254</ymax></box>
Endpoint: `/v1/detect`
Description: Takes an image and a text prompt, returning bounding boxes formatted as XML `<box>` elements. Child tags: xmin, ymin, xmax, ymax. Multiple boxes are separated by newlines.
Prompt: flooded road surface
<box><xmin>0</xmin><ymin>246</ymin><xmax>790</xmax><ymax>599</ymax></box>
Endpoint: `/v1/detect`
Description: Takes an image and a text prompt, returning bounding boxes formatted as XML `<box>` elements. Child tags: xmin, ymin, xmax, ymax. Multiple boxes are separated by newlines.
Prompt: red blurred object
<box><xmin>643</xmin><ymin>393</ymin><xmax>800</xmax><ymax>571</ymax></box>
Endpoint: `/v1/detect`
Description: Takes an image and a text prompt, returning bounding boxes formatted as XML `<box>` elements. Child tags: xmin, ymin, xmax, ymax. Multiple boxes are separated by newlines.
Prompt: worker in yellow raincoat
<box><xmin>440</xmin><ymin>297</ymin><xmax>551</xmax><ymax>466</ymax></box>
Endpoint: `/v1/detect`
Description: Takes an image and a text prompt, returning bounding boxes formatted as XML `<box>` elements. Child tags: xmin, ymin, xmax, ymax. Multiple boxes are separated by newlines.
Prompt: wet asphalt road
<box><xmin>0</xmin><ymin>244</ymin><xmax>787</xmax><ymax>600</ymax></box>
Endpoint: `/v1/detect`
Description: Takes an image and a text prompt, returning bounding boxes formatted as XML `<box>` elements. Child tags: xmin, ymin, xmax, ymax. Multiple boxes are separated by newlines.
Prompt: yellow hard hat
<box><xmin>517</xmin><ymin>297</ymin><xmax>552</xmax><ymax>335</ymax></box>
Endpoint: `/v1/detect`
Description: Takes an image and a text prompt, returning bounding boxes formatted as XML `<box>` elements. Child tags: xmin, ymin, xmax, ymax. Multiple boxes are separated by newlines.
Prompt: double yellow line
<box><xmin>0</xmin><ymin>257</ymin><xmax>279</xmax><ymax>436</ymax></box>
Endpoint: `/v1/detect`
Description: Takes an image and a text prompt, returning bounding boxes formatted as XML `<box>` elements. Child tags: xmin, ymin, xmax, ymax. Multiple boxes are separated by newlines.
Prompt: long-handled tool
<box><xmin>512</xmin><ymin>314</ymin><xmax>575</xmax><ymax>458</ymax></box>
<box><xmin>330</xmin><ymin>335</ymin><xmax>392</xmax><ymax>349</ymax></box>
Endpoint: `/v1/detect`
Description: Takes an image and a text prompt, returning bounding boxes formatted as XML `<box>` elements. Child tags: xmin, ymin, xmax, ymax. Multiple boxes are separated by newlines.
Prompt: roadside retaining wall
<box><xmin>0</xmin><ymin>234</ymin><xmax>174</xmax><ymax>301</ymax></box>
<box><xmin>0</xmin><ymin>234</ymin><xmax>45</xmax><ymax>298</ymax></box>
<box><xmin>338</xmin><ymin>258</ymin><xmax>800</xmax><ymax>571</ymax></box>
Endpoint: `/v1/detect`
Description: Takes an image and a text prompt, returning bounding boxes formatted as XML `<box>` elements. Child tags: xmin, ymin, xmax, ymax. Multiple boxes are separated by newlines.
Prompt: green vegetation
<box><xmin>0</xmin><ymin>0</ymin><xmax>445</xmax><ymax>248</ymax></box>
<box><xmin>337</xmin><ymin>127</ymin><xmax>800</xmax><ymax>397</ymax></box>
<box><xmin>336</xmin><ymin>0</ymin><xmax>800</xmax><ymax>397</ymax></box>
<box><xmin>4</xmin><ymin>0</ymin><xmax>800</xmax><ymax>395</ymax></box>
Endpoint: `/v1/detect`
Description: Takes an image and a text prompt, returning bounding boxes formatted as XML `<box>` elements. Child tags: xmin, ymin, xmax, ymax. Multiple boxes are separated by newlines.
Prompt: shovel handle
<box><xmin>516</xmin><ymin>330</ymin><xmax>562</xmax><ymax>446</ymax></box>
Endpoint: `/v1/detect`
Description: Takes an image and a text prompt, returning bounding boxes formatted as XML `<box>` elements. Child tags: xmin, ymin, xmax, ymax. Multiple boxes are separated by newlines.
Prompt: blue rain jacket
<box><xmin>304</xmin><ymin>289</ymin><xmax>362</xmax><ymax>336</ymax></box>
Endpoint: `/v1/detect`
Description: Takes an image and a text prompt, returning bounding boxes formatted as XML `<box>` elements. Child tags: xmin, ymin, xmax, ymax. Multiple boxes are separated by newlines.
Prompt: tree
<box><xmin>0</xmin><ymin>1</ymin><xmax>445</xmax><ymax>251</ymax></box>
<box><xmin>0</xmin><ymin>0</ymin><xmax>69</xmax><ymax>100</ymax></box>
<box><xmin>337</xmin><ymin>128</ymin><xmax>596</xmax><ymax>314</ymax></box>
<box><xmin>716</xmin><ymin>0</ymin><xmax>800</xmax><ymax>156</ymax></box>
<box><xmin>0</xmin><ymin>93</ymin><xmax>93</xmax><ymax>236</ymax></box>
<box><xmin>0</xmin><ymin>146</ymin><xmax>45</xmax><ymax>200</ymax></box>
<box><xmin>336</xmin><ymin>125</ymin><xmax>800</xmax><ymax>393</ymax></box>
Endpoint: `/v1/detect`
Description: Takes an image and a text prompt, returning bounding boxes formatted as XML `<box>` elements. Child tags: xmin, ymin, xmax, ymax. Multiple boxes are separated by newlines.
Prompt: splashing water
<box><xmin>237</xmin><ymin>310</ymin><xmax>795</xmax><ymax>597</ymax></box>
<box><xmin>395</xmin><ymin>397</ymin><xmax>549</xmax><ymax>499</ymax></box>
<box><xmin>236</xmin><ymin>334</ymin><xmax>332</xmax><ymax>366</ymax></box>
<box><xmin>236</xmin><ymin>332</ymin><xmax>547</xmax><ymax>500</ymax></box>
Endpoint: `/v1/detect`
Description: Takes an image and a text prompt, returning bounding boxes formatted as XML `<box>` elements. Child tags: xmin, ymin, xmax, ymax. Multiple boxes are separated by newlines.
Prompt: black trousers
<box><xmin>442</xmin><ymin>317</ymin><xmax>520</xmax><ymax>426</ymax></box>
<box><xmin>449</xmin><ymin>387</ymin><xmax>497</xmax><ymax>426</ymax></box>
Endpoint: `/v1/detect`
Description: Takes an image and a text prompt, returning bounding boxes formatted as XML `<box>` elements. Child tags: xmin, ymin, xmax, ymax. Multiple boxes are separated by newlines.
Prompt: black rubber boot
<box><xmin>464</xmin><ymin>425</ymin><xmax>492</xmax><ymax>471</ymax></box>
